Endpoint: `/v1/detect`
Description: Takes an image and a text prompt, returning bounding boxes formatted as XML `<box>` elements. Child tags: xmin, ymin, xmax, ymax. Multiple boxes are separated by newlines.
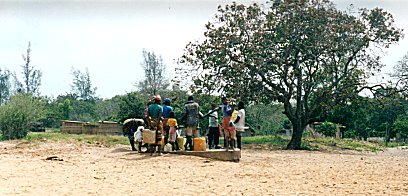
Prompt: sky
<box><xmin>0</xmin><ymin>0</ymin><xmax>407</xmax><ymax>99</ymax></box>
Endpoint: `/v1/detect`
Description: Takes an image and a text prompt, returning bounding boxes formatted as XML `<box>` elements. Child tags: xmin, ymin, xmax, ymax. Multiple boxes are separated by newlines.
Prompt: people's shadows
<box><xmin>121</xmin><ymin>151</ymin><xmax>168</xmax><ymax>161</ymax></box>
<box><xmin>111</xmin><ymin>147</ymin><xmax>166</xmax><ymax>161</ymax></box>
<box><xmin>110</xmin><ymin>147</ymin><xmax>130</xmax><ymax>153</ymax></box>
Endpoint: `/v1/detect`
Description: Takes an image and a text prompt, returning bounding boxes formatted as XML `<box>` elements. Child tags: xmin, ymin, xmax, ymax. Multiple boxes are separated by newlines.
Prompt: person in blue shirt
<box><xmin>162</xmin><ymin>98</ymin><xmax>174</xmax><ymax>146</ymax></box>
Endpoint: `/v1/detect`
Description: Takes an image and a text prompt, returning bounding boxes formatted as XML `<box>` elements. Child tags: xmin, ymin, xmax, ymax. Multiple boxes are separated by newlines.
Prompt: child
<box><xmin>134</xmin><ymin>125</ymin><xmax>144</xmax><ymax>152</ymax></box>
<box><xmin>229</xmin><ymin>109</ymin><xmax>239</xmax><ymax>150</ymax></box>
<box><xmin>234</xmin><ymin>101</ymin><xmax>246</xmax><ymax>149</ymax></box>
<box><xmin>166</xmin><ymin>111</ymin><xmax>178</xmax><ymax>151</ymax></box>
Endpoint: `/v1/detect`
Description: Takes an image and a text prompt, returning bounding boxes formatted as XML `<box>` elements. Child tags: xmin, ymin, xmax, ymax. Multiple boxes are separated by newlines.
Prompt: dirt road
<box><xmin>0</xmin><ymin>140</ymin><xmax>407</xmax><ymax>195</ymax></box>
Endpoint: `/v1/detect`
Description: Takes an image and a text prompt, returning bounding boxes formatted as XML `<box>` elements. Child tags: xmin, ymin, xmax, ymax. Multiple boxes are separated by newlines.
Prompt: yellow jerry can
<box><xmin>193</xmin><ymin>137</ymin><xmax>206</xmax><ymax>151</ymax></box>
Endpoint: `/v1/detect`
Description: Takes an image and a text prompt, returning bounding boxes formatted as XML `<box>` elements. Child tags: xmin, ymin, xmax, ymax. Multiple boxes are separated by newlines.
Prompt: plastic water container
<box><xmin>161</xmin><ymin>136</ymin><xmax>165</xmax><ymax>150</ymax></box>
<box><xmin>142</xmin><ymin>129</ymin><xmax>156</xmax><ymax>144</ymax></box>
<box><xmin>177</xmin><ymin>137</ymin><xmax>185</xmax><ymax>150</ymax></box>
<box><xmin>193</xmin><ymin>137</ymin><xmax>206</xmax><ymax>151</ymax></box>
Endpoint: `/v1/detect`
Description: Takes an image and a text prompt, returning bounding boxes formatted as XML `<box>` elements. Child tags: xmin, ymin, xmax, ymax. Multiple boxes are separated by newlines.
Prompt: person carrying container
<box><xmin>147</xmin><ymin>95</ymin><xmax>163</xmax><ymax>154</ymax></box>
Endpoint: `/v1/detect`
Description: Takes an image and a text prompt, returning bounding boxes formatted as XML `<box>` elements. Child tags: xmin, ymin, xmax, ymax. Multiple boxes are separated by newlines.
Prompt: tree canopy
<box><xmin>0</xmin><ymin>68</ymin><xmax>11</xmax><ymax>105</ymax></box>
<box><xmin>19</xmin><ymin>42</ymin><xmax>42</xmax><ymax>96</ymax></box>
<box><xmin>178</xmin><ymin>0</ymin><xmax>403</xmax><ymax>149</ymax></box>
<box><xmin>137</xmin><ymin>49</ymin><xmax>169</xmax><ymax>95</ymax></box>
<box><xmin>71</xmin><ymin>67</ymin><xmax>97</xmax><ymax>101</ymax></box>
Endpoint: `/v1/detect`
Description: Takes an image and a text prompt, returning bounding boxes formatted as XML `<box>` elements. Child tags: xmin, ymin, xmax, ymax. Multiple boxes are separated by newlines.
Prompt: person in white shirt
<box><xmin>207</xmin><ymin>103</ymin><xmax>220</xmax><ymax>149</ymax></box>
<box><xmin>234</xmin><ymin>101</ymin><xmax>246</xmax><ymax>149</ymax></box>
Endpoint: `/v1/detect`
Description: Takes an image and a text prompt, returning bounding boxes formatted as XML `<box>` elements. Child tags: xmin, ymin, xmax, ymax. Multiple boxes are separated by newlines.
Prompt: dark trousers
<box><xmin>128</xmin><ymin>129</ymin><xmax>136</xmax><ymax>151</ymax></box>
<box><xmin>208</xmin><ymin>127</ymin><xmax>219</xmax><ymax>148</ymax></box>
<box><xmin>237</xmin><ymin>131</ymin><xmax>242</xmax><ymax>149</ymax></box>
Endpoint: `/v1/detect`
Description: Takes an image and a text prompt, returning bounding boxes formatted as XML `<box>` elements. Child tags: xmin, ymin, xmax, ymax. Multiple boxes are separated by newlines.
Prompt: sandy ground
<box><xmin>0</xmin><ymin>140</ymin><xmax>408</xmax><ymax>196</ymax></box>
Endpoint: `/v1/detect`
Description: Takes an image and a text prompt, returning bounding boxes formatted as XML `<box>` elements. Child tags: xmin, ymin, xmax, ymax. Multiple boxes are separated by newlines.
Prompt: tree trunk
<box><xmin>287</xmin><ymin>65</ymin><xmax>304</xmax><ymax>150</ymax></box>
<box><xmin>287</xmin><ymin>121</ymin><xmax>304</xmax><ymax>150</ymax></box>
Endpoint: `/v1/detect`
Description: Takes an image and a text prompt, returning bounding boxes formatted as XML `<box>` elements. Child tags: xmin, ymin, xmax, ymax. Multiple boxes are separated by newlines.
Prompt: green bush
<box><xmin>315</xmin><ymin>121</ymin><xmax>337</xmax><ymax>137</ymax></box>
<box><xmin>344</xmin><ymin>129</ymin><xmax>357</xmax><ymax>138</ymax></box>
<box><xmin>0</xmin><ymin>94</ymin><xmax>46</xmax><ymax>140</ymax></box>
<box><xmin>392</xmin><ymin>119</ymin><xmax>408</xmax><ymax>140</ymax></box>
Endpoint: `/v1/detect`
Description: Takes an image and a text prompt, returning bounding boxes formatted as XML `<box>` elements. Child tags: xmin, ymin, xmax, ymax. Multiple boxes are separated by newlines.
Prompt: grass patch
<box><xmin>240</xmin><ymin>135</ymin><xmax>389</xmax><ymax>152</ymax></box>
<box><xmin>302</xmin><ymin>137</ymin><xmax>383</xmax><ymax>152</ymax></box>
<box><xmin>25</xmin><ymin>132</ymin><xmax>129</xmax><ymax>147</ymax></box>
<box><xmin>242</xmin><ymin>135</ymin><xmax>289</xmax><ymax>150</ymax></box>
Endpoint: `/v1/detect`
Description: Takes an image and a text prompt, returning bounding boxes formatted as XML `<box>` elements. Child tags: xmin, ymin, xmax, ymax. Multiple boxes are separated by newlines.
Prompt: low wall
<box><xmin>61</xmin><ymin>120</ymin><xmax>122</xmax><ymax>135</ymax></box>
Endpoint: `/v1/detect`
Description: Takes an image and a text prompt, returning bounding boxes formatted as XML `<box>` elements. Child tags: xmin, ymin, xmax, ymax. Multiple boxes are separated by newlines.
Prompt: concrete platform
<box><xmin>164</xmin><ymin>149</ymin><xmax>241</xmax><ymax>162</ymax></box>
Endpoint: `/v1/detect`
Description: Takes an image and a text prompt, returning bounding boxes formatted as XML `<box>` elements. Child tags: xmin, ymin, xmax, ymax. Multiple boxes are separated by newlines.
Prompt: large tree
<box><xmin>20</xmin><ymin>42</ymin><xmax>42</xmax><ymax>96</ymax></box>
<box><xmin>137</xmin><ymin>49</ymin><xmax>169</xmax><ymax>95</ymax></box>
<box><xmin>179</xmin><ymin>0</ymin><xmax>403</xmax><ymax>149</ymax></box>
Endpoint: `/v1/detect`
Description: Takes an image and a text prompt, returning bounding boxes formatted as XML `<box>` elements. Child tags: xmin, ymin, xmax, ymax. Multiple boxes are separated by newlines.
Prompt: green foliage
<box><xmin>282</xmin><ymin>119</ymin><xmax>292</xmax><ymax>130</ymax></box>
<box><xmin>117</xmin><ymin>92</ymin><xmax>146</xmax><ymax>122</ymax></box>
<box><xmin>315</xmin><ymin>121</ymin><xmax>337</xmax><ymax>137</ymax></box>
<box><xmin>51</xmin><ymin>93</ymin><xmax>99</xmax><ymax>123</ymax></box>
<box><xmin>344</xmin><ymin>129</ymin><xmax>358</xmax><ymax>138</ymax></box>
<box><xmin>246</xmin><ymin>103</ymin><xmax>287</xmax><ymax>135</ymax></box>
<box><xmin>59</xmin><ymin>99</ymin><xmax>72</xmax><ymax>120</ymax></box>
<box><xmin>0</xmin><ymin>94</ymin><xmax>46</xmax><ymax>140</ymax></box>
<box><xmin>392</xmin><ymin>119</ymin><xmax>408</xmax><ymax>140</ymax></box>
<box><xmin>96</xmin><ymin>98</ymin><xmax>120</xmax><ymax>121</ymax></box>
<box><xmin>179</xmin><ymin>0</ymin><xmax>402</xmax><ymax>149</ymax></box>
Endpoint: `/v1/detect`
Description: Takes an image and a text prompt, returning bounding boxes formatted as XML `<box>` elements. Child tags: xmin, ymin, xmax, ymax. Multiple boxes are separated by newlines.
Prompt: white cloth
<box><xmin>134</xmin><ymin>126</ymin><xmax>144</xmax><ymax>142</ymax></box>
<box><xmin>235</xmin><ymin>109</ymin><xmax>246</xmax><ymax>132</ymax></box>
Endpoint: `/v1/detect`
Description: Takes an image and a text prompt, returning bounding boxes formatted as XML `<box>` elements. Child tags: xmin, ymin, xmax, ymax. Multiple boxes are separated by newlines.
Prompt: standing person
<box><xmin>147</xmin><ymin>95</ymin><xmax>163</xmax><ymax>154</ymax></box>
<box><xmin>221</xmin><ymin>97</ymin><xmax>236</xmax><ymax>150</ymax></box>
<box><xmin>167</xmin><ymin>111</ymin><xmax>178</xmax><ymax>151</ymax></box>
<box><xmin>143</xmin><ymin>100</ymin><xmax>153</xmax><ymax>127</ymax></box>
<box><xmin>162</xmin><ymin>98</ymin><xmax>173</xmax><ymax>145</ymax></box>
<box><xmin>234</xmin><ymin>101</ymin><xmax>246</xmax><ymax>149</ymax></box>
<box><xmin>180</xmin><ymin>96</ymin><xmax>202</xmax><ymax>151</ymax></box>
<box><xmin>207</xmin><ymin>103</ymin><xmax>220</xmax><ymax>149</ymax></box>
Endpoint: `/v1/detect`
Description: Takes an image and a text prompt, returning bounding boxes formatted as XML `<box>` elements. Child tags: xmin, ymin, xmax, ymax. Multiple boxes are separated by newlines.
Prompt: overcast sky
<box><xmin>0</xmin><ymin>0</ymin><xmax>407</xmax><ymax>99</ymax></box>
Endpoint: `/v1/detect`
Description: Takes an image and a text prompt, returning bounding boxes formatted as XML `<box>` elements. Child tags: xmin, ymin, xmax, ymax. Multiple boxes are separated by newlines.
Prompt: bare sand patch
<box><xmin>0</xmin><ymin>140</ymin><xmax>407</xmax><ymax>195</ymax></box>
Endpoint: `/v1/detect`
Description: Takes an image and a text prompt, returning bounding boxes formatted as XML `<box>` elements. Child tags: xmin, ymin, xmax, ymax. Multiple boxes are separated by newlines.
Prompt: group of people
<box><xmin>207</xmin><ymin>97</ymin><xmax>246</xmax><ymax>150</ymax></box>
<box><xmin>127</xmin><ymin>94</ymin><xmax>246</xmax><ymax>153</ymax></box>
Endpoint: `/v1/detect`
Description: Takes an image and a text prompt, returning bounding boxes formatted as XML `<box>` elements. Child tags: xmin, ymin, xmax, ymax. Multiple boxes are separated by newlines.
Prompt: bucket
<box><xmin>193</xmin><ymin>137</ymin><xmax>206</xmax><ymax>151</ymax></box>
